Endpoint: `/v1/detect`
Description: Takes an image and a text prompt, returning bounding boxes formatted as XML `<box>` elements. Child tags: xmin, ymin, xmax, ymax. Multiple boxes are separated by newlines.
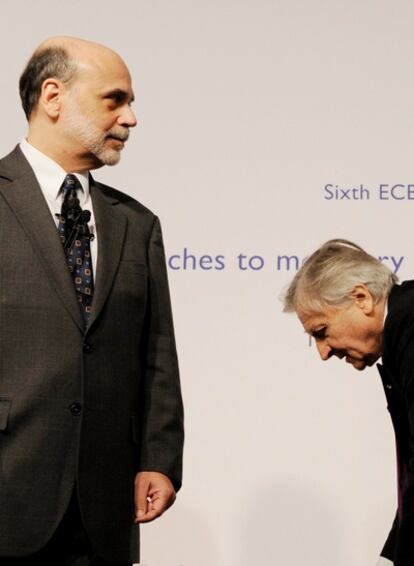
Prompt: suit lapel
<box><xmin>0</xmin><ymin>147</ymin><xmax>84</xmax><ymax>331</ymax></box>
<box><xmin>87</xmin><ymin>178</ymin><xmax>127</xmax><ymax>331</ymax></box>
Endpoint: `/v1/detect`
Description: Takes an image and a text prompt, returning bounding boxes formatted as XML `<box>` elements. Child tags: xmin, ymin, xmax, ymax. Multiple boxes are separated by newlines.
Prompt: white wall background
<box><xmin>2</xmin><ymin>1</ymin><xmax>414</xmax><ymax>564</ymax></box>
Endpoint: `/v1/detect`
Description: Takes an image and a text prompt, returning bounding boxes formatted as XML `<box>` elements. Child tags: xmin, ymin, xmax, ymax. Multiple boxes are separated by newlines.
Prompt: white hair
<box><xmin>283</xmin><ymin>238</ymin><xmax>398</xmax><ymax>314</ymax></box>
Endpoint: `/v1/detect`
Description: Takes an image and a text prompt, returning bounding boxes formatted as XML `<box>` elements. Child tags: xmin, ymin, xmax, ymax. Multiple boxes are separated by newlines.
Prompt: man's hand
<box><xmin>134</xmin><ymin>471</ymin><xmax>176</xmax><ymax>524</ymax></box>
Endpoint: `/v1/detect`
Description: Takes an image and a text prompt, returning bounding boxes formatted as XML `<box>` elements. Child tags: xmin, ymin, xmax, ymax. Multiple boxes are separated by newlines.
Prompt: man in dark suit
<box><xmin>0</xmin><ymin>36</ymin><xmax>184</xmax><ymax>564</ymax></box>
<box><xmin>283</xmin><ymin>239</ymin><xmax>414</xmax><ymax>566</ymax></box>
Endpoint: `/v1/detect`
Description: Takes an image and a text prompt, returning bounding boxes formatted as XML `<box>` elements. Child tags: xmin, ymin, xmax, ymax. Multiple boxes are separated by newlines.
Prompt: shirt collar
<box><xmin>19</xmin><ymin>138</ymin><xmax>90</xmax><ymax>205</ymax></box>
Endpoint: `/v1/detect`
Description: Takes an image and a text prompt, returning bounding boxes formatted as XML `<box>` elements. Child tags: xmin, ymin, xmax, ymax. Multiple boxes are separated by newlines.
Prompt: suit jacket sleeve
<box><xmin>382</xmin><ymin>309</ymin><xmax>414</xmax><ymax>565</ymax></box>
<box><xmin>138</xmin><ymin>215</ymin><xmax>184</xmax><ymax>491</ymax></box>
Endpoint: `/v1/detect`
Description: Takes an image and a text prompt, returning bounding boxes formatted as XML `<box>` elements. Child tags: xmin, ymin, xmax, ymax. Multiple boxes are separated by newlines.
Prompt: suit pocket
<box><xmin>131</xmin><ymin>415</ymin><xmax>141</xmax><ymax>444</ymax></box>
<box><xmin>118</xmin><ymin>261</ymin><xmax>147</xmax><ymax>275</ymax></box>
<box><xmin>0</xmin><ymin>398</ymin><xmax>12</xmax><ymax>431</ymax></box>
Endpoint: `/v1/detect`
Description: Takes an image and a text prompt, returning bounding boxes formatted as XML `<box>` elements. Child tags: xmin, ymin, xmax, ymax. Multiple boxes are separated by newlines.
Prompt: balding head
<box><xmin>38</xmin><ymin>36</ymin><xmax>120</xmax><ymax>58</ymax></box>
<box><xmin>19</xmin><ymin>36</ymin><xmax>127</xmax><ymax>120</ymax></box>
<box><xmin>20</xmin><ymin>36</ymin><xmax>137</xmax><ymax>171</ymax></box>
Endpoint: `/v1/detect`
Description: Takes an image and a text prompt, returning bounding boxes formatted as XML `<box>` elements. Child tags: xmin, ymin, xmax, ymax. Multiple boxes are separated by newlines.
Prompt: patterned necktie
<box><xmin>57</xmin><ymin>174</ymin><xmax>94</xmax><ymax>325</ymax></box>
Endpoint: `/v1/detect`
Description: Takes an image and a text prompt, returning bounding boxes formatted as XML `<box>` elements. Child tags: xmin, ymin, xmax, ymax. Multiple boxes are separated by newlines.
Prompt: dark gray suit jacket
<box><xmin>378</xmin><ymin>281</ymin><xmax>414</xmax><ymax>565</ymax></box>
<box><xmin>0</xmin><ymin>146</ymin><xmax>184</xmax><ymax>562</ymax></box>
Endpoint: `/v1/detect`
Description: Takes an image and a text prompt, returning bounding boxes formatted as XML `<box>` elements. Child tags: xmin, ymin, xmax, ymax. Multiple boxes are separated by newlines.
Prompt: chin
<box><xmin>351</xmin><ymin>357</ymin><xmax>378</xmax><ymax>371</ymax></box>
<box><xmin>95</xmin><ymin>149</ymin><xmax>121</xmax><ymax>167</ymax></box>
<box><xmin>346</xmin><ymin>358</ymin><xmax>367</xmax><ymax>371</ymax></box>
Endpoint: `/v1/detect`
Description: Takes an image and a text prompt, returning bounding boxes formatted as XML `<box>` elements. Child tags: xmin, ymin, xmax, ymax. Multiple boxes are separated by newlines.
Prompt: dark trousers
<box><xmin>0</xmin><ymin>491</ymin><xmax>131</xmax><ymax>565</ymax></box>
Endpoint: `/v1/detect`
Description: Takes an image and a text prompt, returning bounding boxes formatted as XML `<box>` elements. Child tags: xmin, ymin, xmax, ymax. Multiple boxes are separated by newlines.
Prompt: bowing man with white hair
<box><xmin>283</xmin><ymin>239</ymin><xmax>414</xmax><ymax>566</ymax></box>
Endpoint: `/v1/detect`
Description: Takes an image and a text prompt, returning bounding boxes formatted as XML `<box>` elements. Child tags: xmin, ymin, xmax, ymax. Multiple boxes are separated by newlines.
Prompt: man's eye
<box><xmin>313</xmin><ymin>328</ymin><xmax>327</xmax><ymax>340</ymax></box>
<box><xmin>105</xmin><ymin>93</ymin><xmax>125</xmax><ymax>105</ymax></box>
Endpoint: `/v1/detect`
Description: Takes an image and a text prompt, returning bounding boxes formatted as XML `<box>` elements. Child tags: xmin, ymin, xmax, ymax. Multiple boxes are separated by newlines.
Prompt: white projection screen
<box><xmin>2</xmin><ymin>1</ymin><xmax>414</xmax><ymax>564</ymax></box>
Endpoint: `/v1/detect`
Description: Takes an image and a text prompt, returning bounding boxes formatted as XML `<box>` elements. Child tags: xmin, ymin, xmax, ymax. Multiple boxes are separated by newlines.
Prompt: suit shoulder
<box><xmin>0</xmin><ymin>145</ymin><xmax>30</xmax><ymax>181</ymax></box>
<box><xmin>92</xmin><ymin>179</ymin><xmax>157</xmax><ymax>219</ymax></box>
<box><xmin>388</xmin><ymin>281</ymin><xmax>414</xmax><ymax>320</ymax></box>
<box><xmin>384</xmin><ymin>281</ymin><xmax>414</xmax><ymax>359</ymax></box>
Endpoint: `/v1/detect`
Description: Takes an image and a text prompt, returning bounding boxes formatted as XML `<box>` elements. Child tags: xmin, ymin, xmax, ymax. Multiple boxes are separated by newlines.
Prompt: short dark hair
<box><xmin>19</xmin><ymin>46</ymin><xmax>77</xmax><ymax>120</ymax></box>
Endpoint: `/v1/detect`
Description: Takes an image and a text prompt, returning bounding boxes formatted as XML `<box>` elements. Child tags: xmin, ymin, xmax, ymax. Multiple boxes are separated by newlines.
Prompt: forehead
<box><xmin>297</xmin><ymin>306</ymin><xmax>338</xmax><ymax>333</ymax></box>
<box><xmin>75</xmin><ymin>51</ymin><xmax>134</xmax><ymax>96</ymax></box>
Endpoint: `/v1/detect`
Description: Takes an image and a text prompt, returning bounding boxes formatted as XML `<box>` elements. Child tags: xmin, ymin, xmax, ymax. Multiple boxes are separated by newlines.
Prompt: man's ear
<box><xmin>351</xmin><ymin>284</ymin><xmax>375</xmax><ymax>315</ymax></box>
<box><xmin>39</xmin><ymin>78</ymin><xmax>63</xmax><ymax>119</ymax></box>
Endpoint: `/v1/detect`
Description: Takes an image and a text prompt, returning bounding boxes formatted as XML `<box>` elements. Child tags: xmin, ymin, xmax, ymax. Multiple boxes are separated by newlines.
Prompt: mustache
<box><xmin>106</xmin><ymin>128</ymin><xmax>129</xmax><ymax>142</ymax></box>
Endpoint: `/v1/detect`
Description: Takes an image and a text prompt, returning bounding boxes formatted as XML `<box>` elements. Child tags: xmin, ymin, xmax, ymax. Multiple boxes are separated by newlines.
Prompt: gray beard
<box><xmin>62</xmin><ymin>104</ymin><xmax>126</xmax><ymax>166</ymax></box>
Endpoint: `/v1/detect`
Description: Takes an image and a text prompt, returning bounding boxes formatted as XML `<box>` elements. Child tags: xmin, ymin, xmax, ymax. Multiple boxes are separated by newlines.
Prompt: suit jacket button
<box><xmin>83</xmin><ymin>342</ymin><xmax>94</xmax><ymax>354</ymax></box>
<box><xmin>69</xmin><ymin>402</ymin><xmax>82</xmax><ymax>416</ymax></box>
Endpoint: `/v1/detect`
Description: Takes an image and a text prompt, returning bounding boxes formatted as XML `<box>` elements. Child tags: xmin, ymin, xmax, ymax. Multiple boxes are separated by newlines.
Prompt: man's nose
<box><xmin>118</xmin><ymin>105</ymin><xmax>138</xmax><ymax>128</ymax></box>
<box><xmin>316</xmin><ymin>341</ymin><xmax>332</xmax><ymax>361</ymax></box>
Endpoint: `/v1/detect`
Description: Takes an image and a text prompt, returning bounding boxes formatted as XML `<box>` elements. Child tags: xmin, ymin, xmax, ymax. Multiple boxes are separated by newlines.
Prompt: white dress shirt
<box><xmin>19</xmin><ymin>138</ymin><xmax>98</xmax><ymax>275</ymax></box>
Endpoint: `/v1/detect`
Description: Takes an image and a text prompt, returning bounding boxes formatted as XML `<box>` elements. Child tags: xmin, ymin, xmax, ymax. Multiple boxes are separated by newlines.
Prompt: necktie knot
<box><xmin>61</xmin><ymin>174</ymin><xmax>82</xmax><ymax>222</ymax></box>
<box><xmin>61</xmin><ymin>173</ymin><xmax>81</xmax><ymax>192</ymax></box>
